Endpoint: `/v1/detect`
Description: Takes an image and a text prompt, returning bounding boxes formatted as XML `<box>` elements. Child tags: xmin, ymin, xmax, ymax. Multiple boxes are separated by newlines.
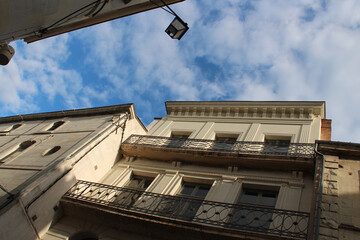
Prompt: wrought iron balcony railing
<box><xmin>122</xmin><ymin>135</ymin><xmax>315</xmax><ymax>158</ymax></box>
<box><xmin>64</xmin><ymin>180</ymin><xmax>310</xmax><ymax>239</ymax></box>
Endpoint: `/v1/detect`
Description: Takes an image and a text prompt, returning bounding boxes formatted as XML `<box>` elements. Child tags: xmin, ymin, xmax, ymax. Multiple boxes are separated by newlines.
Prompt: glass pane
<box><xmin>142</xmin><ymin>178</ymin><xmax>153</xmax><ymax>189</ymax></box>
<box><xmin>239</xmin><ymin>190</ymin><xmax>258</xmax><ymax>204</ymax></box>
<box><xmin>264</xmin><ymin>139</ymin><xmax>290</xmax><ymax>153</ymax></box>
<box><xmin>195</xmin><ymin>185</ymin><xmax>211</xmax><ymax>198</ymax></box>
<box><xmin>128</xmin><ymin>176</ymin><xmax>154</xmax><ymax>189</ymax></box>
<box><xmin>181</xmin><ymin>184</ymin><xmax>196</xmax><ymax>196</ymax></box>
<box><xmin>127</xmin><ymin>177</ymin><xmax>142</xmax><ymax>188</ymax></box>
<box><xmin>216</xmin><ymin>137</ymin><xmax>237</xmax><ymax>142</ymax></box>
<box><xmin>171</xmin><ymin>134</ymin><xmax>189</xmax><ymax>139</ymax></box>
<box><xmin>260</xmin><ymin>192</ymin><xmax>277</xmax><ymax>207</ymax></box>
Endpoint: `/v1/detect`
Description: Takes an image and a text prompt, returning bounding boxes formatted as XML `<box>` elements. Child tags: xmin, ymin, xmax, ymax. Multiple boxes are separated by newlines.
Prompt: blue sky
<box><xmin>1</xmin><ymin>0</ymin><xmax>360</xmax><ymax>142</ymax></box>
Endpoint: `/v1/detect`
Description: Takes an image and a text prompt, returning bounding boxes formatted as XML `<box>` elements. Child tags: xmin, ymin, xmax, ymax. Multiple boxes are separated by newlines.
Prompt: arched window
<box><xmin>0</xmin><ymin>140</ymin><xmax>36</xmax><ymax>163</ymax></box>
<box><xmin>47</xmin><ymin>121</ymin><xmax>65</xmax><ymax>131</ymax></box>
<box><xmin>10</xmin><ymin>123</ymin><xmax>22</xmax><ymax>131</ymax></box>
<box><xmin>43</xmin><ymin>146</ymin><xmax>61</xmax><ymax>156</ymax></box>
<box><xmin>0</xmin><ymin>123</ymin><xmax>22</xmax><ymax>134</ymax></box>
<box><xmin>69</xmin><ymin>232</ymin><xmax>98</xmax><ymax>240</ymax></box>
<box><xmin>19</xmin><ymin>140</ymin><xmax>36</xmax><ymax>150</ymax></box>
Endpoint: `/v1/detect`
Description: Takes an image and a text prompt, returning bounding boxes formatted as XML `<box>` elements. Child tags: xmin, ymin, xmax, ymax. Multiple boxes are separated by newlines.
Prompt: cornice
<box><xmin>165</xmin><ymin>101</ymin><xmax>325</xmax><ymax>120</ymax></box>
<box><xmin>317</xmin><ymin>141</ymin><xmax>360</xmax><ymax>160</ymax></box>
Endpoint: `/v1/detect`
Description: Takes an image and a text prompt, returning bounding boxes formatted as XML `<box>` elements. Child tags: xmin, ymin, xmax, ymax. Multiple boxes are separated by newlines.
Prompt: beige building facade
<box><xmin>0</xmin><ymin>101</ymin><xmax>358</xmax><ymax>240</ymax></box>
<box><xmin>0</xmin><ymin>104</ymin><xmax>147</xmax><ymax>239</ymax></box>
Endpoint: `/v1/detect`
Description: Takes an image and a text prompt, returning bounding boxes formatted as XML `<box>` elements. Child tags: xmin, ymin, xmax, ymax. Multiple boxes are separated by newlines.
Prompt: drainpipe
<box><xmin>314</xmin><ymin>142</ymin><xmax>325</xmax><ymax>240</ymax></box>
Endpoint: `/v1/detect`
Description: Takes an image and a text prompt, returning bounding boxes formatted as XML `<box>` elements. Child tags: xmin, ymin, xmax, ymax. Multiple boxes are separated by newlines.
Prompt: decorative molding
<box><xmin>166</xmin><ymin>102</ymin><xmax>325</xmax><ymax>121</ymax></box>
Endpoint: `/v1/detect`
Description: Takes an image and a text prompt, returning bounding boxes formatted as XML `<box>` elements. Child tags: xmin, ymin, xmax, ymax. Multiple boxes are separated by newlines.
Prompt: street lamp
<box><xmin>165</xmin><ymin>16</ymin><xmax>189</xmax><ymax>40</ymax></box>
<box><xmin>0</xmin><ymin>44</ymin><xmax>15</xmax><ymax>66</ymax></box>
<box><xmin>151</xmin><ymin>0</ymin><xmax>189</xmax><ymax>40</ymax></box>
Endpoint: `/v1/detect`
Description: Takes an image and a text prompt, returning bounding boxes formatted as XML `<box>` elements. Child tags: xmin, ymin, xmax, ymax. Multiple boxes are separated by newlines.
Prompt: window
<box><xmin>263</xmin><ymin>136</ymin><xmax>291</xmax><ymax>154</ymax></box>
<box><xmin>174</xmin><ymin>182</ymin><xmax>212</xmax><ymax>220</ymax></box>
<box><xmin>10</xmin><ymin>123</ymin><xmax>22</xmax><ymax>131</ymax></box>
<box><xmin>0</xmin><ymin>140</ymin><xmax>36</xmax><ymax>164</ymax></box>
<box><xmin>179</xmin><ymin>182</ymin><xmax>211</xmax><ymax>199</ymax></box>
<box><xmin>239</xmin><ymin>189</ymin><xmax>278</xmax><ymax>207</ymax></box>
<box><xmin>215</xmin><ymin>134</ymin><xmax>238</xmax><ymax>142</ymax></box>
<box><xmin>69</xmin><ymin>232</ymin><xmax>98</xmax><ymax>240</ymax></box>
<box><xmin>43</xmin><ymin>146</ymin><xmax>61</xmax><ymax>156</ymax></box>
<box><xmin>126</xmin><ymin>175</ymin><xmax>154</xmax><ymax>189</ymax></box>
<box><xmin>213</xmin><ymin>133</ymin><xmax>239</xmax><ymax>151</ymax></box>
<box><xmin>231</xmin><ymin>187</ymin><xmax>279</xmax><ymax>229</ymax></box>
<box><xmin>168</xmin><ymin>131</ymin><xmax>192</xmax><ymax>148</ymax></box>
<box><xmin>47</xmin><ymin>121</ymin><xmax>65</xmax><ymax>131</ymax></box>
<box><xmin>171</xmin><ymin>132</ymin><xmax>191</xmax><ymax>139</ymax></box>
<box><xmin>0</xmin><ymin>123</ymin><xmax>22</xmax><ymax>135</ymax></box>
<box><xmin>114</xmin><ymin>175</ymin><xmax>154</xmax><ymax>207</ymax></box>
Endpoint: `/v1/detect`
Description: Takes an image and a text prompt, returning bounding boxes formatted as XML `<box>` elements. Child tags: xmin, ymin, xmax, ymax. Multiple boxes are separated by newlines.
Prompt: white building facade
<box><xmin>44</xmin><ymin>101</ymin><xmax>329</xmax><ymax>240</ymax></box>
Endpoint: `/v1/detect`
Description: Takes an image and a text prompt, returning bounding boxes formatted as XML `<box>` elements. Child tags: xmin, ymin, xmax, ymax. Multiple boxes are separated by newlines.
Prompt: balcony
<box><xmin>121</xmin><ymin>135</ymin><xmax>315</xmax><ymax>171</ymax></box>
<box><xmin>63</xmin><ymin>180</ymin><xmax>309</xmax><ymax>239</ymax></box>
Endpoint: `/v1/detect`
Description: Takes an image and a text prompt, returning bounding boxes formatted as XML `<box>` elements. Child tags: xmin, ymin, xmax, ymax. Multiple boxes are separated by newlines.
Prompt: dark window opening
<box><xmin>19</xmin><ymin>140</ymin><xmax>36</xmax><ymax>150</ymax></box>
<box><xmin>11</xmin><ymin>124</ymin><xmax>22</xmax><ymax>131</ymax></box>
<box><xmin>179</xmin><ymin>182</ymin><xmax>211</xmax><ymax>199</ymax></box>
<box><xmin>0</xmin><ymin>123</ymin><xmax>22</xmax><ymax>134</ymax></box>
<box><xmin>114</xmin><ymin>175</ymin><xmax>155</xmax><ymax>208</ymax></box>
<box><xmin>231</xmin><ymin>187</ymin><xmax>279</xmax><ymax>229</ymax></box>
<box><xmin>1</xmin><ymin>140</ymin><xmax>36</xmax><ymax>163</ymax></box>
<box><xmin>127</xmin><ymin>175</ymin><xmax>154</xmax><ymax>190</ymax></box>
<box><xmin>157</xmin><ymin>180</ymin><xmax>213</xmax><ymax>220</ymax></box>
<box><xmin>239</xmin><ymin>189</ymin><xmax>278</xmax><ymax>207</ymax></box>
<box><xmin>213</xmin><ymin>134</ymin><xmax>239</xmax><ymax>151</ymax></box>
<box><xmin>69</xmin><ymin>232</ymin><xmax>98</xmax><ymax>240</ymax></box>
<box><xmin>264</xmin><ymin>136</ymin><xmax>291</xmax><ymax>154</ymax></box>
<box><xmin>169</xmin><ymin>132</ymin><xmax>192</xmax><ymax>148</ymax></box>
<box><xmin>174</xmin><ymin>182</ymin><xmax>212</xmax><ymax>220</ymax></box>
<box><xmin>43</xmin><ymin>146</ymin><xmax>61</xmax><ymax>156</ymax></box>
<box><xmin>215</xmin><ymin>136</ymin><xmax>238</xmax><ymax>142</ymax></box>
<box><xmin>47</xmin><ymin>121</ymin><xmax>65</xmax><ymax>131</ymax></box>
<box><xmin>170</xmin><ymin>132</ymin><xmax>191</xmax><ymax>139</ymax></box>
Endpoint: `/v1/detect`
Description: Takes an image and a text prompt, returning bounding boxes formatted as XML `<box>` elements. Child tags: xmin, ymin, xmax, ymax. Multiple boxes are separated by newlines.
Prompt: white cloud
<box><xmin>183</xmin><ymin>0</ymin><xmax>360</xmax><ymax>141</ymax></box>
<box><xmin>1</xmin><ymin>0</ymin><xmax>360</xmax><ymax>142</ymax></box>
<box><xmin>0</xmin><ymin>33</ymin><xmax>104</xmax><ymax>115</ymax></box>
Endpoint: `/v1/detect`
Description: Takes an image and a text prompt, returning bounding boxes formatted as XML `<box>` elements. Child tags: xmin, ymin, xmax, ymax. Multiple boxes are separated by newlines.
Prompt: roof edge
<box><xmin>0</xmin><ymin>104</ymin><xmax>134</xmax><ymax>123</ymax></box>
<box><xmin>317</xmin><ymin>140</ymin><xmax>360</xmax><ymax>160</ymax></box>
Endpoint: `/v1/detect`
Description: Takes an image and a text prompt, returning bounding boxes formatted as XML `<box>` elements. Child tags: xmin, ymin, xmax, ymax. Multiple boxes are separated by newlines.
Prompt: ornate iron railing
<box><xmin>122</xmin><ymin>135</ymin><xmax>315</xmax><ymax>158</ymax></box>
<box><xmin>64</xmin><ymin>180</ymin><xmax>310</xmax><ymax>239</ymax></box>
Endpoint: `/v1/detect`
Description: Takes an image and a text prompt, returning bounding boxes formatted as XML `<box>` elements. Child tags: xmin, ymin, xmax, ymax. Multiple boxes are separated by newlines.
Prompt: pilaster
<box><xmin>319</xmin><ymin>155</ymin><xmax>339</xmax><ymax>240</ymax></box>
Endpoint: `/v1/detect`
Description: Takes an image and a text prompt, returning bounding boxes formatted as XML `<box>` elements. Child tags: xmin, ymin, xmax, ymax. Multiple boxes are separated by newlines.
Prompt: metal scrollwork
<box><xmin>123</xmin><ymin>135</ymin><xmax>315</xmax><ymax>158</ymax></box>
<box><xmin>65</xmin><ymin>180</ymin><xmax>309</xmax><ymax>239</ymax></box>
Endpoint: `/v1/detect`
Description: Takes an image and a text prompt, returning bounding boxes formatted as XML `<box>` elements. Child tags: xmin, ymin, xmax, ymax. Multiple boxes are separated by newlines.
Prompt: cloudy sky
<box><xmin>0</xmin><ymin>0</ymin><xmax>360</xmax><ymax>142</ymax></box>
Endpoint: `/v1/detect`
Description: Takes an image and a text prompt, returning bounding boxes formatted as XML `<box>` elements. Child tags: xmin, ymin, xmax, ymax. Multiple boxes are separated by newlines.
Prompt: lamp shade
<box><xmin>165</xmin><ymin>16</ymin><xmax>189</xmax><ymax>40</ymax></box>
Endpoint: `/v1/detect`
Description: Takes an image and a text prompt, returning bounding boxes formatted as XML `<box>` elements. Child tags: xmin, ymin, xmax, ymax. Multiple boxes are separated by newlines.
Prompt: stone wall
<box><xmin>319</xmin><ymin>155</ymin><xmax>340</xmax><ymax>240</ymax></box>
<box><xmin>319</xmin><ymin>155</ymin><xmax>360</xmax><ymax>240</ymax></box>
<box><xmin>337</xmin><ymin>158</ymin><xmax>360</xmax><ymax>239</ymax></box>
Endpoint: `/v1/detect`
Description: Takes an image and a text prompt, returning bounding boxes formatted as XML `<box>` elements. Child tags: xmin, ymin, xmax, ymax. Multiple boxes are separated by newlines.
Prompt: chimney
<box><xmin>320</xmin><ymin>119</ymin><xmax>332</xmax><ymax>141</ymax></box>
